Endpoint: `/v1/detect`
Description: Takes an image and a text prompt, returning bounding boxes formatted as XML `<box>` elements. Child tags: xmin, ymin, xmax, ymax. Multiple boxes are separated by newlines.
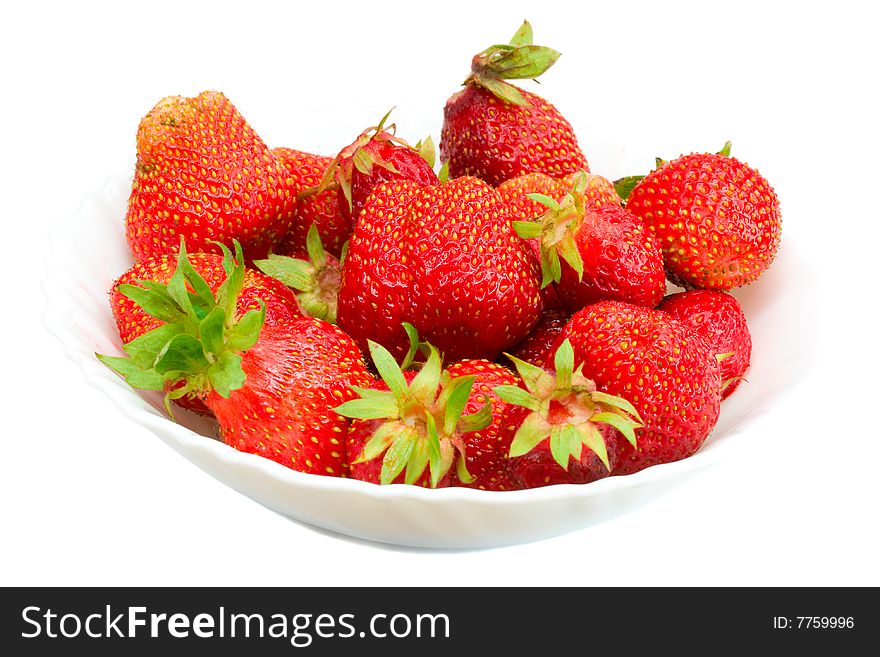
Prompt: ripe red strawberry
<box><xmin>271</xmin><ymin>147</ymin><xmax>349</xmax><ymax>258</ymax></box>
<box><xmin>336</xmin><ymin>176</ymin><xmax>542</xmax><ymax>361</ymax></box>
<box><xmin>109</xmin><ymin>247</ymin><xmax>303</xmax><ymax>416</ymax></box>
<box><xmin>336</xmin><ymin>338</ymin><xmax>495</xmax><ymax>488</ymax></box>
<box><xmin>316</xmin><ymin>112</ymin><xmax>438</xmax><ymax>224</ymax></box>
<box><xmin>343</xmin><ymin>369</ymin><xmax>441</xmax><ymax>487</ymax></box>
<box><xmin>497</xmin><ymin>174</ymin><xmax>569</xmax><ymax>313</ymax></box>
<box><xmin>625</xmin><ymin>144</ymin><xmax>781</xmax><ymax>289</ymax></box>
<box><xmin>498</xmin><ymin>171</ymin><xmax>619</xmax><ymax>224</ymax></box>
<box><xmin>513</xmin><ymin>174</ymin><xmax>666</xmax><ymax>313</ymax></box>
<box><xmin>445</xmin><ymin>359</ymin><xmax>521</xmax><ymax>491</ymax></box>
<box><xmin>508</xmin><ymin>309</ymin><xmax>569</xmax><ymax>366</ymax></box>
<box><xmin>212</xmin><ymin>317</ymin><xmax>371</xmax><ymax>476</ymax></box>
<box><xmin>99</xmin><ymin>242</ymin><xmax>372</xmax><ymax>476</ymax></box>
<box><xmin>125</xmin><ymin>91</ymin><xmax>296</xmax><ymax>262</ymax></box>
<box><xmin>493</xmin><ymin>339</ymin><xmax>642</xmax><ymax>488</ymax></box>
<box><xmin>659</xmin><ymin>290</ymin><xmax>751</xmax><ymax>399</ymax></box>
<box><xmin>440</xmin><ymin>21</ymin><xmax>588</xmax><ymax>185</ymax></box>
<box><xmin>551</xmin><ymin>300</ymin><xmax>721</xmax><ymax>475</ymax></box>
<box><xmin>498</xmin><ymin>171</ymin><xmax>621</xmax><ymax>313</ymax></box>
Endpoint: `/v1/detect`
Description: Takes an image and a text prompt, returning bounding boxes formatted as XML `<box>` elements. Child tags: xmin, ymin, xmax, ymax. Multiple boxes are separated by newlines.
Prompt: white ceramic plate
<box><xmin>43</xmin><ymin>173</ymin><xmax>814</xmax><ymax>549</ymax></box>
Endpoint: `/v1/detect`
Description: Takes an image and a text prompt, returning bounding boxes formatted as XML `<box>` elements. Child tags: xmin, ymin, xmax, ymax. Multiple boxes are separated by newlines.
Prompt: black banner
<box><xmin>0</xmin><ymin>587</ymin><xmax>871</xmax><ymax>654</ymax></box>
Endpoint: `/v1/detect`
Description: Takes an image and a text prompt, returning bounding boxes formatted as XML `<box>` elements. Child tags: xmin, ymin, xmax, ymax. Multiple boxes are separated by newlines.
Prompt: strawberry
<box><xmin>440</xmin><ymin>21</ymin><xmax>588</xmax><ymax>185</ymax></box>
<box><xmin>211</xmin><ymin>317</ymin><xmax>371</xmax><ymax>476</ymax></box>
<box><xmin>445</xmin><ymin>359</ymin><xmax>521</xmax><ymax>491</ymax></box>
<box><xmin>551</xmin><ymin>300</ymin><xmax>721</xmax><ymax>475</ymax></box>
<box><xmin>493</xmin><ymin>339</ymin><xmax>642</xmax><ymax>488</ymax></box>
<box><xmin>625</xmin><ymin>143</ymin><xmax>782</xmax><ymax>290</ymax></box>
<box><xmin>498</xmin><ymin>171</ymin><xmax>619</xmax><ymax>224</ymax></box>
<box><xmin>498</xmin><ymin>171</ymin><xmax>621</xmax><ymax>313</ymax></box>
<box><xmin>658</xmin><ymin>290</ymin><xmax>751</xmax><ymax>399</ymax></box>
<box><xmin>314</xmin><ymin>112</ymin><xmax>438</xmax><ymax>225</ymax></box>
<box><xmin>125</xmin><ymin>91</ymin><xmax>296</xmax><ymax>262</ymax></box>
<box><xmin>496</xmin><ymin>173</ymin><xmax>569</xmax><ymax>313</ymax></box>
<box><xmin>99</xmin><ymin>241</ymin><xmax>373</xmax><ymax>476</ymax></box>
<box><xmin>508</xmin><ymin>309</ymin><xmax>569</xmax><ymax>366</ymax></box>
<box><xmin>255</xmin><ymin>225</ymin><xmax>342</xmax><ymax>323</ymax></box>
<box><xmin>335</xmin><ymin>336</ymin><xmax>494</xmax><ymax>488</ymax></box>
<box><xmin>343</xmin><ymin>369</ymin><xmax>441</xmax><ymax>487</ymax></box>
<box><xmin>336</xmin><ymin>176</ymin><xmax>542</xmax><ymax>361</ymax></box>
<box><xmin>271</xmin><ymin>147</ymin><xmax>349</xmax><ymax>258</ymax></box>
<box><xmin>513</xmin><ymin>173</ymin><xmax>666</xmax><ymax>313</ymax></box>
<box><xmin>109</xmin><ymin>248</ymin><xmax>302</xmax><ymax>416</ymax></box>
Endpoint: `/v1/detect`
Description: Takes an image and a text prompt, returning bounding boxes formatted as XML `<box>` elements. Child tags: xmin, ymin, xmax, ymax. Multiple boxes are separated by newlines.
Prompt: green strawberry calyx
<box><xmin>254</xmin><ymin>225</ymin><xmax>341</xmax><ymax>324</ymax></box>
<box><xmin>413</xmin><ymin>135</ymin><xmax>437</xmax><ymax>169</ymax></box>
<box><xmin>96</xmin><ymin>238</ymin><xmax>265</xmax><ymax>417</ymax></box>
<box><xmin>512</xmin><ymin>171</ymin><xmax>589</xmax><ymax>288</ymax></box>
<box><xmin>612</xmin><ymin>175</ymin><xmax>644</xmax><ymax>203</ymax></box>
<box><xmin>437</xmin><ymin>160</ymin><xmax>450</xmax><ymax>185</ymax></box>
<box><xmin>494</xmin><ymin>339</ymin><xmax>642</xmax><ymax>471</ymax></box>
<box><xmin>301</xmin><ymin>109</ymin><xmax>429</xmax><ymax>211</ymax></box>
<box><xmin>466</xmin><ymin>20</ymin><xmax>561</xmax><ymax>106</ymax></box>
<box><xmin>334</xmin><ymin>325</ymin><xmax>492</xmax><ymax>487</ymax></box>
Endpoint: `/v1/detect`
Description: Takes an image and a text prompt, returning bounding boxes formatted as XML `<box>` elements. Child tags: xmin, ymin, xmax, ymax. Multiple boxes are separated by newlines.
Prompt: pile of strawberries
<box><xmin>99</xmin><ymin>23</ymin><xmax>781</xmax><ymax>491</ymax></box>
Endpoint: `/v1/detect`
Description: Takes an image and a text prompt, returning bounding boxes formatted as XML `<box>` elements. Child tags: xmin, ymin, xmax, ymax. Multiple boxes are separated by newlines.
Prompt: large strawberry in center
<box><xmin>336</xmin><ymin>176</ymin><xmax>542</xmax><ymax>361</ymax></box>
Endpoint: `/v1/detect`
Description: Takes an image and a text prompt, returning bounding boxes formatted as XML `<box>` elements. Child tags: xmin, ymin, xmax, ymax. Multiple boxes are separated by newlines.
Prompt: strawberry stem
<box><xmin>466</xmin><ymin>20</ymin><xmax>561</xmax><ymax>106</ymax></box>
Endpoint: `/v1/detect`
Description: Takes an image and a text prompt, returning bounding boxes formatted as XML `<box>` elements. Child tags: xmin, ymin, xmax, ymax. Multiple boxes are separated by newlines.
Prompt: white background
<box><xmin>2</xmin><ymin>0</ymin><xmax>879</xmax><ymax>586</ymax></box>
